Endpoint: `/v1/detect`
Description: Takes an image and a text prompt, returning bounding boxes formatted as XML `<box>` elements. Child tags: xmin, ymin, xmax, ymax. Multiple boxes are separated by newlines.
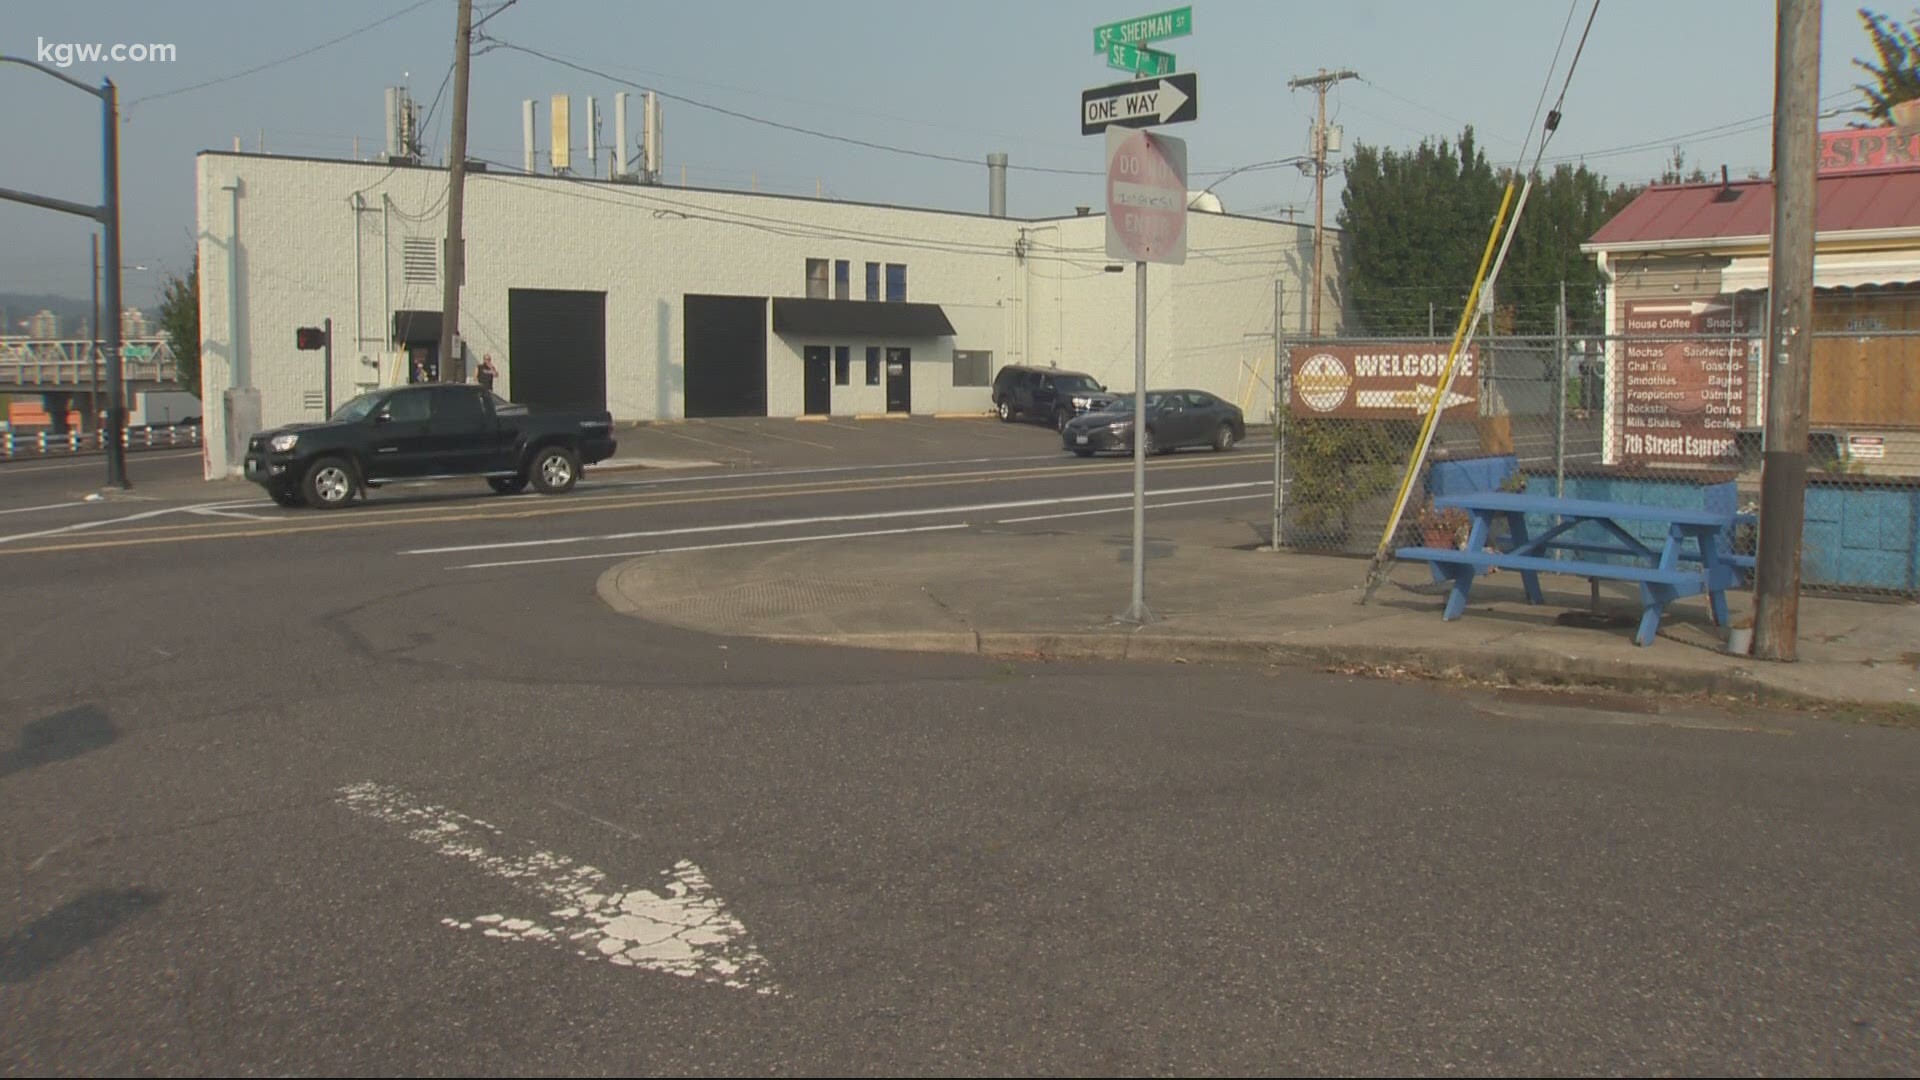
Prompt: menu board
<box><xmin>1618</xmin><ymin>299</ymin><xmax>1749</xmax><ymax>465</ymax></box>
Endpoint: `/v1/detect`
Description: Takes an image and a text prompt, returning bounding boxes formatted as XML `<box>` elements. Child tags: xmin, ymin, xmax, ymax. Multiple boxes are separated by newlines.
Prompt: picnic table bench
<box><xmin>1395</xmin><ymin>491</ymin><xmax>1747</xmax><ymax>647</ymax></box>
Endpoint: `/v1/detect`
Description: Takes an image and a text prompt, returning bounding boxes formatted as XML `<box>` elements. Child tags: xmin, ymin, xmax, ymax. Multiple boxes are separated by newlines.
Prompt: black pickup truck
<box><xmin>243</xmin><ymin>384</ymin><xmax>617</xmax><ymax>509</ymax></box>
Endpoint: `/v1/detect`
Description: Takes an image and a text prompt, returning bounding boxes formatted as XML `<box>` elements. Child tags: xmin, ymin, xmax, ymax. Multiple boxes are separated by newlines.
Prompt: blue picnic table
<box><xmin>1395</xmin><ymin>491</ymin><xmax>1750</xmax><ymax>647</ymax></box>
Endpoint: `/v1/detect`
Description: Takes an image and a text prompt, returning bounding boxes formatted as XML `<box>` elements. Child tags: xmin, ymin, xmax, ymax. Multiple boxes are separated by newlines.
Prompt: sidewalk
<box><xmin>598</xmin><ymin>514</ymin><xmax>1920</xmax><ymax>714</ymax></box>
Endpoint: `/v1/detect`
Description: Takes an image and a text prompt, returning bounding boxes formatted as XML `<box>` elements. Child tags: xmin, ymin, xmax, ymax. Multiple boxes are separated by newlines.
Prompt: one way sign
<box><xmin>1081</xmin><ymin>72</ymin><xmax>1198</xmax><ymax>135</ymax></box>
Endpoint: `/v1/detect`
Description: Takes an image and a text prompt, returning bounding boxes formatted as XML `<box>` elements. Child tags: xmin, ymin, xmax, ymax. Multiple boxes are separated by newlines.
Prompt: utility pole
<box><xmin>91</xmin><ymin>233</ymin><xmax>101</xmax><ymax>433</ymax></box>
<box><xmin>438</xmin><ymin>0</ymin><xmax>474</xmax><ymax>383</ymax></box>
<box><xmin>1288</xmin><ymin>68</ymin><xmax>1357</xmax><ymax>337</ymax></box>
<box><xmin>1752</xmin><ymin>0</ymin><xmax>1822</xmax><ymax>661</ymax></box>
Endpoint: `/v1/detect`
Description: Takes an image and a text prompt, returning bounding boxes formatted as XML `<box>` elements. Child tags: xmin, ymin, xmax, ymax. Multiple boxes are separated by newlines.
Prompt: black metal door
<box><xmin>803</xmin><ymin>346</ymin><xmax>832</xmax><ymax>415</ymax></box>
<box><xmin>684</xmin><ymin>294</ymin><xmax>768</xmax><ymax>418</ymax></box>
<box><xmin>506</xmin><ymin>289</ymin><xmax>606</xmax><ymax>411</ymax></box>
<box><xmin>885</xmin><ymin>348</ymin><xmax>911</xmax><ymax>413</ymax></box>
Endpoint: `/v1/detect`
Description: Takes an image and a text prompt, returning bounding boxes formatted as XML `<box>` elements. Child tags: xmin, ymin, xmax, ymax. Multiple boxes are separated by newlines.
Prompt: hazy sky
<box><xmin>0</xmin><ymin>0</ymin><xmax>1884</xmax><ymax>307</ymax></box>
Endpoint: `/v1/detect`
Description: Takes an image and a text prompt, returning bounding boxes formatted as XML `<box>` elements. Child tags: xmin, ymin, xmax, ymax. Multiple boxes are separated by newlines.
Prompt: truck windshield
<box><xmin>330</xmin><ymin>393</ymin><xmax>382</xmax><ymax>422</ymax></box>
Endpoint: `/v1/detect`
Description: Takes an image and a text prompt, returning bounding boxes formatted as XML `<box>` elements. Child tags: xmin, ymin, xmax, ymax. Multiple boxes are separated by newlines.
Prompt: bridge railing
<box><xmin>0</xmin><ymin>424</ymin><xmax>201</xmax><ymax>458</ymax></box>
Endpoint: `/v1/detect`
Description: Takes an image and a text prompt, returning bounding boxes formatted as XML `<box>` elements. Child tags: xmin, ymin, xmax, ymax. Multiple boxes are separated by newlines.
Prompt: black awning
<box><xmin>771</xmin><ymin>298</ymin><xmax>955</xmax><ymax>338</ymax></box>
<box><xmin>393</xmin><ymin>309</ymin><xmax>441</xmax><ymax>346</ymax></box>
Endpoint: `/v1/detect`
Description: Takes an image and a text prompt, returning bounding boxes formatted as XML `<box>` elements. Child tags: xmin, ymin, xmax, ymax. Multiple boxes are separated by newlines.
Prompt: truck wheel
<box><xmin>1054</xmin><ymin>408</ymin><xmax>1071</xmax><ymax>432</ymax></box>
<box><xmin>487</xmin><ymin>475</ymin><xmax>528</xmax><ymax>495</ymax></box>
<box><xmin>529</xmin><ymin>446</ymin><xmax>580</xmax><ymax>495</ymax></box>
<box><xmin>267</xmin><ymin>485</ymin><xmax>305</xmax><ymax>508</ymax></box>
<box><xmin>302</xmin><ymin>457</ymin><xmax>356</xmax><ymax>509</ymax></box>
<box><xmin>997</xmin><ymin>400</ymin><xmax>1014</xmax><ymax>422</ymax></box>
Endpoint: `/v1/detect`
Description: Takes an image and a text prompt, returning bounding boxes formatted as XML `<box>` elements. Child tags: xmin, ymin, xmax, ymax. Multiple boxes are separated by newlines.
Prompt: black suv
<box><xmin>990</xmin><ymin>365</ymin><xmax>1116</xmax><ymax>430</ymax></box>
<box><xmin>243</xmin><ymin>384</ymin><xmax>616</xmax><ymax>509</ymax></box>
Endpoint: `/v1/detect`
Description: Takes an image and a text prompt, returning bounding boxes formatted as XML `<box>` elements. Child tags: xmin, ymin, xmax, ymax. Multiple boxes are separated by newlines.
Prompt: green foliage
<box><xmin>157</xmin><ymin>259</ymin><xmax>199</xmax><ymax>397</ymax></box>
<box><xmin>1286</xmin><ymin>417</ymin><xmax>1419</xmax><ymax>531</ymax></box>
<box><xmin>1855</xmin><ymin>7</ymin><xmax>1920</xmax><ymax>123</ymax></box>
<box><xmin>1337</xmin><ymin>127</ymin><xmax>1636</xmax><ymax>337</ymax></box>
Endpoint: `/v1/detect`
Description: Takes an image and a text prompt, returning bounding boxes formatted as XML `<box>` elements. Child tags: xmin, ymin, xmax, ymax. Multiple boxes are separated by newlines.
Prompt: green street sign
<box><xmin>123</xmin><ymin>344</ymin><xmax>153</xmax><ymax>360</ymax></box>
<box><xmin>1107</xmin><ymin>41</ymin><xmax>1175</xmax><ymax>77</ymax></box>
<box><xmin>1093</xmin><ymin>6</ymin><xmax>1193</xmax><ymax>53</ymax></box>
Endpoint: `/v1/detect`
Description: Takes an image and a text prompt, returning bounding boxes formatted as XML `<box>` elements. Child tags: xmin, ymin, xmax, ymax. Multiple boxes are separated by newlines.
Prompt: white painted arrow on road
<box><xmin>1354</xmin><ymin>384</ymin><xmax>1476</xmax><ymax>411</ymax></box>
<box><xmin>338</xmin><ymin>782</ymin><xmax>778</xmax><ymax>995</ymax></box>
<box><xmin>1085</xmin><ymin>78</ymin><xmax>1190</xmax><ymax>126</ymax></box>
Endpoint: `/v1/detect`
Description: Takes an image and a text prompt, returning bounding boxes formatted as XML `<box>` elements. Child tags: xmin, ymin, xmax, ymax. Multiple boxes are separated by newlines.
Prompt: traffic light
<box><xmin>296</xmin><ymin>326</ymin><xmax>328</xmax><ymax>350</ymax></box>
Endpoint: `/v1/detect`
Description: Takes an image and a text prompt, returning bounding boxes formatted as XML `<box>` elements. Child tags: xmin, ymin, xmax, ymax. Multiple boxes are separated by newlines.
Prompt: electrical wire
<box><xmin>127</xmin><ymin>0</ymin><xmax>441</xmax><ymax>107</ymax></box>
<box><xmin>481</xmin><ymin>36</ymin><xmax>1320</xmax><ymax>182</ymax></box>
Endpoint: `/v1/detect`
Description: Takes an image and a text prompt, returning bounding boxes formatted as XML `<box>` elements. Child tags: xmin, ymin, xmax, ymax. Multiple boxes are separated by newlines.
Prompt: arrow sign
<box><xmin>338</xmin><ymin>782</ymin><xmax>779</xmax><ymax>995</ymax></box>
<box><xmin>1354</xmin><ymin>384</ymin><xmax>1476</xmax><ymax>411</ymax></box>
<box><xmin>1081</xmin><ymin>73</ymin><xmax>1198</xmax><ymax>135</ymax></box>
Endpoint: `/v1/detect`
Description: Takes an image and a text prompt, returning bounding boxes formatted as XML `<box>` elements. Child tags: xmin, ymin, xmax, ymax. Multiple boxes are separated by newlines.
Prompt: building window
<box><xmin>865</xmin><ymin>346</ymin><xmax>881</xmax><ymax>386</ymax></box>
<box><xmin>865</xmin><ymin>262</ymin><xmax>880</xmax><ymax>301</ymax></box>
<box><xmin>834</xmin><ymin>260</ymin><xmax>850</xmax><ymax>300</ymax></box>
<box><xmin>834</xmin><ymin>345</ymin><xmax>851</xmax><ymax>385</ymax></box>
<box><xmin>806</xmin><ymin>258</ymin><xmax>830</xmax><ymax>299</ymax></box>
<box><xmin>952</xmin><ymin>350</ymin><xmax>991</xmax><ymax>387</ymax></box>
<box><xmin>885</xmin><ymin>263</ymin><xmax>907</xmax><ymax>302</ymax></box>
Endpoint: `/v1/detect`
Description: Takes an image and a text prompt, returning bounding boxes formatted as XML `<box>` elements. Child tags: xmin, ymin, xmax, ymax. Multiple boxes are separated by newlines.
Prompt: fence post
<box><xmin>1556</xmin><ymin>282</ymin><xmax>1568</xmax><ymax>498</ymax></box>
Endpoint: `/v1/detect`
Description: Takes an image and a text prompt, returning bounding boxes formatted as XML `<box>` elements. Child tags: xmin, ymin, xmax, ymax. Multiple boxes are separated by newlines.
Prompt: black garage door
<box><xmin>683</xmin><ymin>294</ymin><xmax>767</xmax><ymax>418</ymax></box>
<box><xmin>507</xmin><ymin>288</ymin><xmax>607</xmax><ymax>411</ymax></box>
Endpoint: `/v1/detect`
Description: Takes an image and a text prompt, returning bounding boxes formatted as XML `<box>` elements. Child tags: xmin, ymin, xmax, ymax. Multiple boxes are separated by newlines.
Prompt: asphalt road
<box><xmin>3</xmin><ymin>417</ymin><xmax>1917</xmax><ymax>1075</ymax></box>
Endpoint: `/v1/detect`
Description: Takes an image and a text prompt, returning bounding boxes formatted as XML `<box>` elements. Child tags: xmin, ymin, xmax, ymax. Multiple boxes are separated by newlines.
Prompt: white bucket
<box><xmin>1726</xmin><ymin>626</ymin><xmax>1754</xmax><ymax>656</ymax></box>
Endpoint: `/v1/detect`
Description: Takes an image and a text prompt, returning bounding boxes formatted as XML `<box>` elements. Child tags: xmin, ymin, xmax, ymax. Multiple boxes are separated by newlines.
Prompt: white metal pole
<box><xmin>1122</xmin><ymin>260</ymin><xmax>1151</xmax><ymax>623</ymax></box>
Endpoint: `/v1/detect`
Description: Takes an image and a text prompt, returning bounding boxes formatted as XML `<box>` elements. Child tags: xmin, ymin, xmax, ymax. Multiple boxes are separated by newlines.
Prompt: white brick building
<box><xmin>196</xmin><ymin>151</ymin><xmax>1338</xmax><ymax>477</ymax></box>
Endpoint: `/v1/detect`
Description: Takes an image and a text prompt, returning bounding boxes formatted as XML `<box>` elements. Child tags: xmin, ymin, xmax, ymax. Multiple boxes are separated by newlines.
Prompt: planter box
<box><xmin>1427</xmin><ymin>454</ymin><xmax>1517</xmax><ymax>498</ymax></box>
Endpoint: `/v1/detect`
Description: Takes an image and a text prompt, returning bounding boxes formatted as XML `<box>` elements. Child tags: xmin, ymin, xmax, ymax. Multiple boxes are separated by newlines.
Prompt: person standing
<box><xmin>477</xmin><ymin>354</ymin><xmax>499</xmax><ymax>393</ymax></box>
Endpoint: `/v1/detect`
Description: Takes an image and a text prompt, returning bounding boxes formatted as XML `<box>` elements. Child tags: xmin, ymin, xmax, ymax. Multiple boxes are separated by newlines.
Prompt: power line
<box><xmin>481</xmin><ymin>36</ymin><xmax>1311</xmax><ymax>182</ymax></box>
<box><xmin>126</xmin><ymin>0</ymin><xmax>442</xmax><ymax>107</ymax></box>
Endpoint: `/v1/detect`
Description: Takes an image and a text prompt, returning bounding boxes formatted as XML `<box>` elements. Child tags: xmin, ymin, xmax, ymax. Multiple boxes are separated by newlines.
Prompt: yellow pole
<box><xmin>1361</xmin><ymin>180</ymin><xmax>1519</xmax><ymax>594</ymax></box>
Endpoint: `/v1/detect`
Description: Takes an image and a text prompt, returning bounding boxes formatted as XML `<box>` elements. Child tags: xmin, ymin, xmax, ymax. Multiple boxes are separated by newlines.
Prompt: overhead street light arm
<box><xmin>0</xmin><ymin>53</ymin><xmax>107</xmax><ymax>97</ymax></box>
<box><xmin>0</xmin><ymin>183</ymin><xmax>103</xmax><ymax>222</ymax></box>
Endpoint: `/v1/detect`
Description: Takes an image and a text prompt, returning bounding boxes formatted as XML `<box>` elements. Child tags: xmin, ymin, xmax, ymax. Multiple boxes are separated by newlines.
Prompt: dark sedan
<box><xmin>1061</xmin><ymin>389</ymin><xmax>1245</xmax><ymax>457</ymax></box>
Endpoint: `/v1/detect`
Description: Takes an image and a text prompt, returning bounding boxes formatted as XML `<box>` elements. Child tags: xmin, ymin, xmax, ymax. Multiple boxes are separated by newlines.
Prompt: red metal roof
<box><xmin>1587</xmin><ymin>167</ymin><xmax>1920</xmax><ymax>248</ymax></box>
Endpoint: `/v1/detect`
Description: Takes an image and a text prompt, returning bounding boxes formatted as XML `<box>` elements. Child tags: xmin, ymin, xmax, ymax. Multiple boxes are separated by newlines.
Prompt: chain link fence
<box><xmin>1271</xmin><ymin>297</ymin><xmax>1920</xmax><ymax>598</ymax></box>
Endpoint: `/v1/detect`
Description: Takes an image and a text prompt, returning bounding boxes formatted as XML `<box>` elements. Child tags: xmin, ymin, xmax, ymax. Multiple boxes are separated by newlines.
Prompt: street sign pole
<box><xmin>1123</xmin><ymin>258</ymin><xmax>1150</xmax><ymax>624</ymax></box>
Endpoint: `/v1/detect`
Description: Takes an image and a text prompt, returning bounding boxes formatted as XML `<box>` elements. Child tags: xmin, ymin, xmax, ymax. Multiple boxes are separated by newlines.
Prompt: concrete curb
<box><xmin>594</xmin><ymin>565</ymin><xmax>1911</xmax><ymax>713</ymax></box>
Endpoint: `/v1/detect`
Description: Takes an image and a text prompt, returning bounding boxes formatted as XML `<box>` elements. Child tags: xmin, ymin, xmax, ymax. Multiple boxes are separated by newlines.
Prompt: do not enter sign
<box><xmin>1105</xmin><ymin>127</ymin><xmax>1187</xmax><ymax>265</ymax></box>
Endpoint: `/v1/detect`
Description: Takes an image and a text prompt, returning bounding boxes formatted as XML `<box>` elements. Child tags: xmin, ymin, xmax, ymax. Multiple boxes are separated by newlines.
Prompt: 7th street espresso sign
<box><xmin>1617</xmin><ymin>300</ymin><xmax>1749</xmax><ymax>465</ymax></box>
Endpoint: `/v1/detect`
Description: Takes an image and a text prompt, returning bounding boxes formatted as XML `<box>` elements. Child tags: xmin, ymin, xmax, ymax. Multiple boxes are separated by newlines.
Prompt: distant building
<box><xmin>27</xmin><ymin>309</ymin><xmax>59</xmax><ymax>339</ymax></box>
<box><xmin>194</xmin><ymin>150</ymin><xmax>1340</xmax><ymax>479</ymax></box>
<box><xmin>121</xmin><ymin>307</ymin><xmax>149</xmax><ymax>339</ymax></box>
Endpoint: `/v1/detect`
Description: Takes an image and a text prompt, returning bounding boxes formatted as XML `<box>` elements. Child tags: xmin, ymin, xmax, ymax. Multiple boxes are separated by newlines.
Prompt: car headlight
<box><xmin>269</xmin><ymin>433</ymin><xmax>299</xmax><ymax>452</ymax></box>
<box><xmin>1072</xmin><ymin>396</ymin><xmax>1091</xmax><ymax>409</ymax></box>
<box><xmin>1106</xmin><ymin>419</ymin><xmax>1133</xmax><ymax>432</ymax></box>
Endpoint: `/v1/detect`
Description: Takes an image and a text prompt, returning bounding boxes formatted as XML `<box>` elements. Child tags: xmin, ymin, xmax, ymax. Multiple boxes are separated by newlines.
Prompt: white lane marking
<box><xmin>189</xmin><ymin>507</ymin><xmax>275</xmax><ymax>521</ymax></box>
<box><xmin>995</xmin><ymin>491</ymin><xmax>1271</xmax><ymax>524</ymax></box>
<box><xmin>451</xmin><ymin>522</ymin><xmax>969</xmax><ymax>571</ymax></box>
<box><xmin>337</xmin><ymin>782</ymin><xmax>778</xmax><ymax>995</ymax></box>
<box><xmin>0</xmin><ymin>500</ymin><xmax>91</xmax><ymax>517</ymax></box>
<box><xmin>576</xmin><ymin>451</ymin><xmax>1069</xmax><ymax>493</ymax></box>
<box><xmin>0</xmin><ymin>501</ymin><xmax>221</xmax><ymax>546</ymax></box>
<box><xmin>405</xmin><ymin>480</ymin><xmax>1268</xmax><ymax>556</ymax></box>
<box><xmin>0</xmin><ymin>449</ymin><xmax>203</xmax><ymax>474</ymax></box>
